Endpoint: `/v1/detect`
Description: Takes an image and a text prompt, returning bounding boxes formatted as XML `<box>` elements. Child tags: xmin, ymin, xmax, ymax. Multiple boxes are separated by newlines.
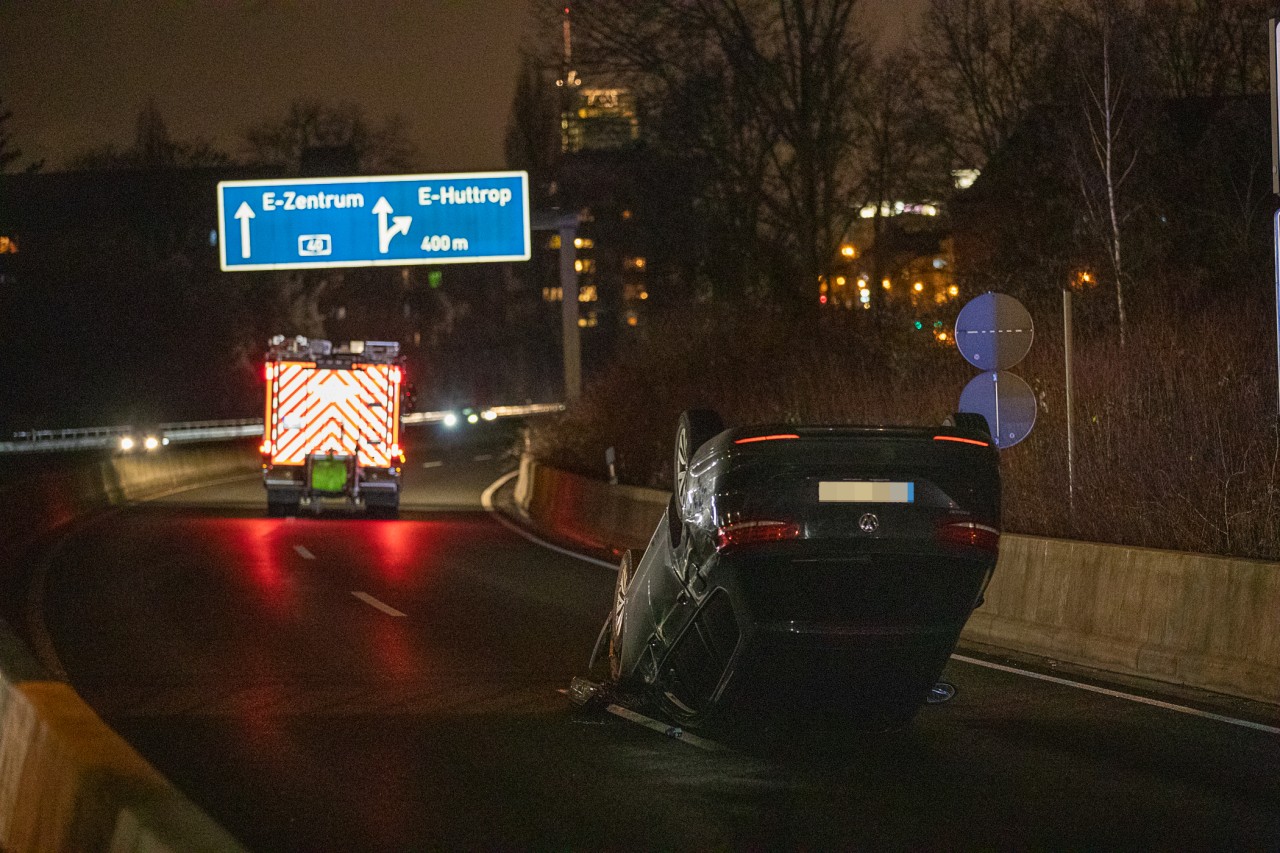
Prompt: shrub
<box><xmin>528</xmin><ymin>298</ymin><xmax>1280</xmax><ymax>561</ymax></box>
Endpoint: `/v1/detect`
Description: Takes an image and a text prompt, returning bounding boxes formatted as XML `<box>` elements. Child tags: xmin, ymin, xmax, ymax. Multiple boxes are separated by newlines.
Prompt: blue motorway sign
<box><xmin>217</xmin><ymin>171</ymin><xmax>530</xmax><ymax>271</ymax></box>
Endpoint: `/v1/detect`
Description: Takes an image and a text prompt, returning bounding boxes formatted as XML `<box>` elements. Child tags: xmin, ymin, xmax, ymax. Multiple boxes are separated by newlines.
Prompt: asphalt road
<box><xmin>25</xmin><ymin>424</ymin><xmax>1280</xmax><ymax>851</ymax></box>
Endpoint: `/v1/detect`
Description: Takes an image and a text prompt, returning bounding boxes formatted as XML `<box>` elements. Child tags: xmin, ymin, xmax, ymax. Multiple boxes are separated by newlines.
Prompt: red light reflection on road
<box><xmin>368</xmin><ymin>519</ymin><xmax>419</xmax><ymax>583</ymax></box>
<box><xmin>369</xmin><ymin>614</ymin><xmax>418</xmax><ymax>679</ymax></box>
<box><xmin>231</xmin><ymin>519</ymin><xmax>294</xmax><ymax>612</ymax></box>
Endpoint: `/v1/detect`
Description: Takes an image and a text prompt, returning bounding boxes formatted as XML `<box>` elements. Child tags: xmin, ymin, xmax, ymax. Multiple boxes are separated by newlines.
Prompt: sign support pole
<box><xmin>559</xmin><ymin>220</ymin><xmax>582</xmax><ymax>403</ymax></box>
<box><xmin>1063</xmin><ymin>287</ymin><xmax>1076</xmax><ymax>519</ymax></box>
<box><xmin>532</xmin><ymin>211</ymin><xmax>583</xmax><ymax>404</ymax></box>
<box><xmin>1270</xmin><ymin>20</ymin><xmax>1280</xmax><ymax>416</ymax></box>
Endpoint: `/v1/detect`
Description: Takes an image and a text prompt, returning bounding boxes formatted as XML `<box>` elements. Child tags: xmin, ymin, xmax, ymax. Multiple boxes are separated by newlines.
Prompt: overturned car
<box><xmin>591</xmin><ymin>409</ymin><xmax>1001</xmax><ymax>731</ymax></box>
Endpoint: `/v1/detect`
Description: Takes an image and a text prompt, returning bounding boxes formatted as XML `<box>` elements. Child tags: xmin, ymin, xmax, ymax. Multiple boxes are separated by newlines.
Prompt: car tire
<box><xmin>608</xmin><ymin>550</ymin><xmax>635</xmax><ymax>683</ymax></box>
<box><xmin>673</xmin><ymin>408</ymin><xmax>725</xmax><ymax>496</ymax></box>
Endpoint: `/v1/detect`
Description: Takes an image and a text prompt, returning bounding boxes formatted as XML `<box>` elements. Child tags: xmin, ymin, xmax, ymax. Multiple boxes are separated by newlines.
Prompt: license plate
<box><xmin>818</xmin><ymin>481</ymin><xmax>914</xmax><ymax>503</ymax></box>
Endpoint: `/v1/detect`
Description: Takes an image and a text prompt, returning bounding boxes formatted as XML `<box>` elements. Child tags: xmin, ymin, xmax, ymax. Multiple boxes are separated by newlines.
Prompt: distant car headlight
<box><xmin>442</xmin><ymin>412</ymin><xmax>459</xmax><ymax>428</ymax></box>
<box><xmin>119</xmin><ymin>436</ymin><xmax>135</xmax><ymax>452</ymax></box>
<box><xmin>144</xmin><ymin>435</ymin><xmax>161</xmax><ymax>451</ymax></box>
<box><xmin>467</xmin><ymin>412</ymin><xmax>480</xmax><ymax>425</ymax></box>
<box><xmin>481</xmin><ymin>409</ymin><xmax>498</xmax><ymax>422</ymax></box>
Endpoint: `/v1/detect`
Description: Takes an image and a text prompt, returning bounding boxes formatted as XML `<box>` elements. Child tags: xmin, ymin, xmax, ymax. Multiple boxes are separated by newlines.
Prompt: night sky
<box><xmin>2</xmin><ymin>0</ymin><xmax>925</xmax><ymax>174</ymax></box>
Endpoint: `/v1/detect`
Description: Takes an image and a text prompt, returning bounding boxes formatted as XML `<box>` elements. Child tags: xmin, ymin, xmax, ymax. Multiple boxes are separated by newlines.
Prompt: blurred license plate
<box><xmin>819</xmin><ymin>481</ymin><xmax>914</xmax><ymax>503</ymax></box>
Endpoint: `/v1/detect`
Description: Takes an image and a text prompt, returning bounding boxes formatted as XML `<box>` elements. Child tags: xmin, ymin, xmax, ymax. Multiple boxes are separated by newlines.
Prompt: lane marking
<box><xmin>473</xmin><ymin>453</ymin><xmax>495</xmax><ymax>462</ymax></box>
<box><xmin>951</xmin><ymin>654</ymin><xmax>1280</xmax><ymax>735</ymax></box>
<box><xmin>480</xmin><ymin>471</ymin><xmax>618</xmax><ymax>570</ymax></box>
<box><xmin>422</xmin><ymin>460</ymin><xmax>444</xmax><ymax>469</ymax></box>
<box><xmin>606</xmin><ymin>704</ymin><xmax>725</xmax><ymax>751</ymax></box>
<box><xmin>352</xmin><ymin>591</ymin><xmax>406</xmax><ymax>617</ymax></box>
<box><xmin>293</xmin><ymin>545</ymin><xmax>315</xmax><ymax>560</ymax></box>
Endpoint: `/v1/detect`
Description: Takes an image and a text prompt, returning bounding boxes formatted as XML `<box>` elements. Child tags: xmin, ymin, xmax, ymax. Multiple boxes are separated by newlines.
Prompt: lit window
<box><xmin>840</xmin><ymin>244</ymin><xmax>857</xmax><ymax>258</ymax></box>
<box><xmin>579</xmin><ymin>285</ymin><xmax>598</xmax><ymax>302</ymax></box>
<box><xmin>542</xmin><ymin>287</ymin><xmax>563</xmax><ymax>302</ymax></box>
<box><xmin>948</xmin><ymin>285</ymin><xmax>959</xmax><ymax>296</ymax></box>
<box><xmin>574</xmin><ymin>258</ymin><xmax>595</xmax><ymax>273</ymax></box>
<box><xmin>0</xmin><ymin>236</ymin><xmax>16</xmax><ymax>254</ymax></box>
<box><xmin>882</xmin><ymin>279</ymin><xmax>891</xmax><ymax>290</ymax></box>
<box><xmin>548</xmin><ymin>235</ymin><xmax>562</xmax><ymax>249</ymax></box>
<box><xmin>574</xmin><ymin>237</ymin><xmax>594</xmax><ymax>249</ymax></box>
<box><xmin>625</xmin><ymin>256</ymin><xmax>646</xmax><ymax>270</ymax></box>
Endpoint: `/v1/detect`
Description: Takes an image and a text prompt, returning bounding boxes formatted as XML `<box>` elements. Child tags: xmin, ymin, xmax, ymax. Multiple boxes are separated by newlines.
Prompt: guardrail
<box><xmin>0</xmin><ymin>404</ymin><xmax>565</xmax><ymax>455</ymax></box>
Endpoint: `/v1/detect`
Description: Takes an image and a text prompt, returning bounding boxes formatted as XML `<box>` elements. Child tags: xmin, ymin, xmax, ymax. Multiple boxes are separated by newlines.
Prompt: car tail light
<box><xmin>716</xmin><ymin>519</ymin><xmax>802</xmax><ymax>550</ymax></box>
<box><xmin>934</xmin><ymin>435</ymin><xmax>990</xmax><ymax>447</ymax></box>
<box><xmin>734</xmin><ymin>433</ymin><xmax>800</xmax><ymax>445</ymax></box>
<box><xmin>936</xmin><ymin>520</ymin><xmax>1000</xmax><ymax>554</ymax></box>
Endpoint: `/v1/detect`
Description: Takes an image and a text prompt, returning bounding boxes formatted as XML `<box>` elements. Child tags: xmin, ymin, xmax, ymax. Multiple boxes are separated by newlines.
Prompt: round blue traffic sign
<box><xmin>959</xmin><ymin>370</ymin><xmax>1037</xmax><ymax>448</ymax></box>
<box><xmin>955</xmin><ymin>292</ymin><xmax>1034</xmax><ymax>371</ymax></box>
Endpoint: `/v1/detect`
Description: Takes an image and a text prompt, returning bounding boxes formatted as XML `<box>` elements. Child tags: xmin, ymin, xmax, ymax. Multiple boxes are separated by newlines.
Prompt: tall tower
<box><xmin>555</xmin><ymin>3</ymin><xmax>639</xmax><ymax>154</ymax></box>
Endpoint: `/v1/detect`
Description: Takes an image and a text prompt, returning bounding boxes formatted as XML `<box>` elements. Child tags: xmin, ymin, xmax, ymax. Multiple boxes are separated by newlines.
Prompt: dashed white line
<box><xmin>293</xmin><ymin>545</ymin><xmax>315</xmax><ymax>560</ymax></box>
<box><xmin>473</xmin><ymin>453</ymin><xmax>495</xmax><ymax>462</ymax></box>
<box><xmin>951</xmin><ymin>654</ymin><xmax>1280</xmax><ymax>735</ymax></box>
<box><xmin>422</xmin><ymin>460</ymin><xmax>444</xmax><ymax>469</ymax></box>
<box><xmin>352</xmin><ymin>591</ymin><xmax>406</xmax><ymax>617</ymax></box>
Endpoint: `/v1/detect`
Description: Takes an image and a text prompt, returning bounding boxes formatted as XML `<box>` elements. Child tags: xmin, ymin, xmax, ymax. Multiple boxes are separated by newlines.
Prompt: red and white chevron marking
<box><xmin>265</xmin><ymin>362</ymin><xmax>399</xmax><ymax>468</ymax></box>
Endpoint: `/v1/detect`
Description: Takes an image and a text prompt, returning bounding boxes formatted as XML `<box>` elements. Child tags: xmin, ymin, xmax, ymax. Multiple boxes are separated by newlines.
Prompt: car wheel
<box><xmin>673</xmin><ymin>409</ymin><xmax>725</xmax><ymax>496</ymax></box>
<box><xmin>608</xmin><ymin>550</ymin><xmax>634</xmax><ymax>683</ymax></box>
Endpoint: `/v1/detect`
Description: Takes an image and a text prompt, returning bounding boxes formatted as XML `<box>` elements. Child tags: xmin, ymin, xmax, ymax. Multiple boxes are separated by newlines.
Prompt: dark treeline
<box><xmin>511</xmin><ymin>0</ymin><xmax>1276</xmax><ymax>333</ymax></box>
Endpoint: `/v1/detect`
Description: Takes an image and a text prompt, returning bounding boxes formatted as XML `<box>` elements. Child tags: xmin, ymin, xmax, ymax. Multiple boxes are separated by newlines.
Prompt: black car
<box><xmin>592</xmin><ymin>409</ymin><xmax>1000</xmax><ymax>731</ymax></box>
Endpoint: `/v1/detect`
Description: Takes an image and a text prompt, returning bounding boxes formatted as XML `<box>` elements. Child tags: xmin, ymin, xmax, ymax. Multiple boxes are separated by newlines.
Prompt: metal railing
<box><xmin>0</xmin><ymin>404</ymin><xmax>565</xmax><ymax>455</ymax></box>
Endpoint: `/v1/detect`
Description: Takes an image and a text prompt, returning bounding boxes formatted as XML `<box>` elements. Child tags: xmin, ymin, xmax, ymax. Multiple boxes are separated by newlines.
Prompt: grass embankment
<box><xmin>528</xmin><ymin>299</ymin><xmax>1280</xmax><ymax>562</ymax></box>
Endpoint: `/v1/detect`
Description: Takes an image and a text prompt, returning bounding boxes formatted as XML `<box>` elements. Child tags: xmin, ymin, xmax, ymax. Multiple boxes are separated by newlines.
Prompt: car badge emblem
<box><xmin>859</xmin><ymin>512</ymin><xmax>879</xmax><ymax>533</ymax></box>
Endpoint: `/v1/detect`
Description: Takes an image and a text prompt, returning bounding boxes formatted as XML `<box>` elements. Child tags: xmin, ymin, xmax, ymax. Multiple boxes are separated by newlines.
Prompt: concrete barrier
<box><xmin>514</xmin><ymin>453</ymin><xmax>1280</xmax><ymax>706</ymax></box>
<box><xmin>0</xmin><ymin>443</ymin><xmax>256</xmax><ymax>852</ymax></box>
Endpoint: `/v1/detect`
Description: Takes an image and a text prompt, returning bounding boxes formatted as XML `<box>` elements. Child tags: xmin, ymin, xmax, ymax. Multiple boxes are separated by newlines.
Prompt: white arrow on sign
<box><xmin>234</xmin><ymin>202</ymin><xmax>255</xmax><ymax>259</ymax></box>
<box><xmin>373</xmin><ymin>197</ymin><xmax>412</xmax><ymax>253</ymax></box>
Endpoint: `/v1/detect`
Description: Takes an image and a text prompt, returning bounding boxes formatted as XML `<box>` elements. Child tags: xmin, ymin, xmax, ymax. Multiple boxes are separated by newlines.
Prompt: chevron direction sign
<box><xmin>265</xmin><ymin>360</ymin><xmax>400</xmax><ymax>469</ymax></box>
<box><xmin>217</xmin><ymin>171</ymin><xmax>530</xmax><ymax>271</ymax></box>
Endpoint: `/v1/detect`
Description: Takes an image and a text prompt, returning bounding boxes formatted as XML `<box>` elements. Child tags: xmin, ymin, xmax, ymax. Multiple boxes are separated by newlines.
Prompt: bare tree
<box><xmin>542</xmin><ymin>0</ymin><xmax>872</xmax><ymax>307</ymax></box>
<box><xmin>915</xmin><ymin>0</ymin><xmax>1053</xmax><ymax>170</ymax></box>
<box><xmin>0</xmin><ymin>96</ymin><xmax>41</xmax><ymax>173</ymax></box>
<box><xmin>1063</xmin><ymin>0</ymin><xmax>1149</xmax><ymax>347</ymax></box>
<box><xmin>243</xmin><ymin>100</ymin><xmax>416</xmax><ymax>174</ymax></box>
<box><xmin>858</xmin><ymin>53</ymin><xmax>950</xmax><ymax>306</ymax></box>
<box><xmin>504</xmin><ymin>51</ymin><xmax>562</xmax><ymax>205</ymax></box>
<box><xmin>716</xmin><ymin>0</ymin><xmax>870</xmax><ymax>307</ymax></box>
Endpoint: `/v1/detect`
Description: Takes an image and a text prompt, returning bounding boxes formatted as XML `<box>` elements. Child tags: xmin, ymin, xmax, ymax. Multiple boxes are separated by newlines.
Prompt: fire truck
<box><xmin>260</xmin><ymin>335</ymin><xmax>405</xmax><ymax>517</ymax></box>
